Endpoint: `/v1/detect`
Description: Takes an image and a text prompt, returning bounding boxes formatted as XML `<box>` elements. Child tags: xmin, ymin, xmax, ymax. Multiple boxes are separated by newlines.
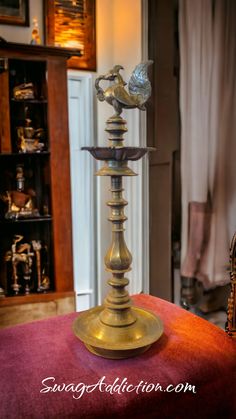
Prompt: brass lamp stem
<box><xmin>100</xmin><ymin>175</ymin><xmax>136</xmax><ymax>327</ymax></box>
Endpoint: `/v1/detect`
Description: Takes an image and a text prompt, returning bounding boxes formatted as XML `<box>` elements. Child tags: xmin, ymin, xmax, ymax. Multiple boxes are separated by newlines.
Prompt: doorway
<box><xmin>147</xmin><ymin>0</ymin><xmax>180</xmax><ymax>302</ymax></box>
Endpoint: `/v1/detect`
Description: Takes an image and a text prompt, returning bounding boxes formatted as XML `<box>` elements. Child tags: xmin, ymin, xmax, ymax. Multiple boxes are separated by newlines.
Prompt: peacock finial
<box><xmin>95</xmin><ymin>61</ymin><xmax>153</xmax><ymax>116</ymax></box>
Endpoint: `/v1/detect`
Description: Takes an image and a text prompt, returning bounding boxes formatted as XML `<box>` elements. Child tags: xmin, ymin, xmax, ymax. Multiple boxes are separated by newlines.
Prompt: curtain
<box><xmin>179</xmin><ymin>0</ymin><xmax>236</xmax><ymax>289</ymax></box>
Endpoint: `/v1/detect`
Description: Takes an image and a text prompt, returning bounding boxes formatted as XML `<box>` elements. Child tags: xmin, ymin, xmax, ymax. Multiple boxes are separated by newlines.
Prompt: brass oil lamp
<box><xmin>73</xmin><ymin>62</ymin><xmax>163</xmax><ymax>359</ymax></box>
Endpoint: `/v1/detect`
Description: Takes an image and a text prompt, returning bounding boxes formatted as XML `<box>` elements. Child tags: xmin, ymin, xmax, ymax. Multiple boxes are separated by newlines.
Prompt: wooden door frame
<box><xmin>147</xmin><ymin>0</ymin><xmax>180</xmax><ymax>301</ymax></box>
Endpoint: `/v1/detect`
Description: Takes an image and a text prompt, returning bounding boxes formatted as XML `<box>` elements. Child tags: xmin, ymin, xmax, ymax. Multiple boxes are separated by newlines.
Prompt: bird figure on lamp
<box><xmin>95</xmin><ymin>61</ymin><xmax>153</xmax><ymax>116</ymax></box>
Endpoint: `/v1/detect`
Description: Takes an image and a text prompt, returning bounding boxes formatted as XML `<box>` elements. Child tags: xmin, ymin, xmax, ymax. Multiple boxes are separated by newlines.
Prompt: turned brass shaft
<box><xmin>100</xmin><ymin>175</ymin><xmax>136</xmax><ymax>327</ymax></box>
<box><xmin>97</xmin><ymin>115</ymin><xmax>136</xmax><ymax>327</ymax></box>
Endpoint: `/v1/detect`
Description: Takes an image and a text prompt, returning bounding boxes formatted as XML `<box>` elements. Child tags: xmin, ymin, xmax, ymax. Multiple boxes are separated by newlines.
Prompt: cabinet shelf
<box><xmin>0</xmin><ymin>217</ymin><xmax>52</xmax><ymax>225</ymax></box>
<box><xmin>0</xmin><ymin>151</ymin><xmax>50</xmax><ymax>157</ymax></box>
<box><xmin>11</xmin><ymin>99</ymin><xmax>48</xmax><ymax>104</ymax></box>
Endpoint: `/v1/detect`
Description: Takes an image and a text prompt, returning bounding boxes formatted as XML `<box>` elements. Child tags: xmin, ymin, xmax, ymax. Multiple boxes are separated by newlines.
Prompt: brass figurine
<box><xmin>30</xmin><ymin>18</ymin><xmax>41</xmax><ymax>45</ymax></box>
<box><xmin>5</xmin><ymin>235</ymin><xmax>34</xmax><ymax>295</ymax></box>
<box><xmin>32</xmin><ymin>240</ymin><xmax>42</xmax><ymax>292</ymax></box>
<box><xmin>17</xmin><ymin>118</ymin><xmax>45</xmax><ymax>153</ymax></box>
<box><xmin>40</xmin><ymin>244</ymin><xmax>50</xmax><ymax>291</ymax></box>
<box><xmin>41</xmin><ymin>269</ymin><xmax>50</xmax><ymax>291</ymax></box>
<box><xmin>13</xmin><ymin>82</ymin><xmax>35</xmax><ymax>100</ymax></box>
<box><xmin>95</xmin><ymin>61</ymin><xmax>153</xmax><ymax>116</ymax></box>
<box><xmin>0</xmin><ymin>165</ymin><xmax>40</xmax><ymax>219</ymax></box>
<box><xmin>5</xmin><ymin>237</ymin><xmax>50</xmax><ymax>296</ymax></box>
<box><xmin>22</xmin><ymin>246</ymin><xmax>34</xmax><ymax>295</ymax></box>
<box><xmin>73</xmin><ymin>62</ymin><xmax>163</xmax><ymax>359</ymax></box>
<box><xmin>226</xmin><ymin>233</ymin><xmax>236</xmax><ymax>338</ymax></box>
<box><xmin>31</xmin><ymin>240</ymin><xmax>50</xmax><ymax>292</ymax></box>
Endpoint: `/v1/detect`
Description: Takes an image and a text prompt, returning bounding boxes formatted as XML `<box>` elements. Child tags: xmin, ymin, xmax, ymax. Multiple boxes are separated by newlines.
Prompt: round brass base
<box><xmin>84</xmin><ymin>343</ymin><xmax>152</xmax><ymax>359</ymax></box>
<box><xmin>73</xmin><ymin>305</ymin><xmax>163</xmax><ymax>359</ymax></box>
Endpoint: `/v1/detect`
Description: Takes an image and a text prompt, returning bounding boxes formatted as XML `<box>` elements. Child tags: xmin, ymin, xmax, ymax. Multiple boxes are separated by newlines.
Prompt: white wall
<box><xmin>95</xmin><ymin>0</ymin><xmax>143</xmax><ymax>302</ymax></box>
<box><xmin>113</xmin><ymin>0</ymin><xmax>142</xmax><ymax>76</ymax></box>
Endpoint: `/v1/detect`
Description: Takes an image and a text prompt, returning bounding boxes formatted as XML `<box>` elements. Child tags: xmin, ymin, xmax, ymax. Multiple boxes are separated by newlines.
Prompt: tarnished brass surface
<box><xmin>84</xmin><ymin>345</ymin><xmax>151</xmax><ymax>360</ymax></box>
<box><xmin>0</xmin><ymin>165</ymin><xmax>40</xmax><ymax>220</ymax></box>
<box><xmin>5</xmin><ymin>235</ymin><xmax>34</xmax><ymax>295</ymax></box>
<box><xmin>81</xmin><ymin>146</ymin><xmax>155</xmax><ymax>162</ymax></box>
<box><xmin>95</xmin><ymin>62</ymin><xmax>153</xmax><ymax>116</ymax></box>
<box><xmin>226</xmin><ymin>233</ymin><xmax>236</xmax><ymax>338</ymax></box>
<box><xmin>73</xmin><ymin>63</ymin><xmax>162</xmax><ymax>358</ymax></box>
<box><xmin>73</xmin><ymin>306</ymin><xmax>163</xmax><ymax>359</ymax></box>
<box><xmin>13</xmin><ymin>83</ymin><xmax>34</xmax><ymax>100</ymax></box>
<box><xmin>96</xmin><ymin>161</ymin><xmax>137</xmax><ymax>177</ymax></box>
<box><xmin>17</xmin><ymin>118</ymin><xmax>45</xmax><ymax>153</ymax></box>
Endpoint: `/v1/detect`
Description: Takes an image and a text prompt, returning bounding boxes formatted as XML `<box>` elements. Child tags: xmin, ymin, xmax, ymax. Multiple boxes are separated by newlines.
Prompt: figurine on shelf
<box><xmin>31</xmin><ymin>240</ymin><xmax>47</xmax><ymax>292</ymax></box>
<box><xmin>0</xmin><ymin>165</ymin><xmax>40</xmax><ymax>220</ymax></box>
<box><xmin>30</xmin><ymin>18</ymin><xmax>41</xmax><ymax>45</ymax></box>
<box><xmin>22</xmin><ymin>246</ymin><xmax>34</xmax><ymax>295</ymax></box>
<box><xmin>13</xmin><ymin>82</ymin><xmax>35</xmax><ymax>100</ymax></box>
<box><xmin>5</xmin><ymin>235</ymin><xmax>34</xmax><ymax>295</ymax></box>
<box><xmin>40</xmin><ymin>244</ymin><xmax>50</xmax><ymax>292</ymax></box>
<box><xmin>17</xmin><ymin>118</ymin><xmax>45</xmax><ymax>153</ymax></box>
<box><xmin>41</xmin><ymin>272</ymin><xmax>50</xmax><ymax>291</ymax></box>
<box><xmin>32</xmin><ymin>241</ymin><xmax>50</xmax><ymax>292</ymax></box>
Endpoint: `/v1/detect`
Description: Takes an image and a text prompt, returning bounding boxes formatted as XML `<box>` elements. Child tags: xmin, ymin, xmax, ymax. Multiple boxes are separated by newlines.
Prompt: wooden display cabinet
<box><xmin>0</xmin><ymin>41</ymin><xmax>77</xmax><ymax>327</ymax></box>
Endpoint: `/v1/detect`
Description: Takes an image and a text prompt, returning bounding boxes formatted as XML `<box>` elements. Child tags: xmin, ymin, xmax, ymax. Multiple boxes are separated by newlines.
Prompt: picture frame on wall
<box><xmin>44</xmin><ymin>0</ymin><xmax>96</xmax><ymax>71</ymax></box>
<box><xmin>0</xmin><ymin>0</ymin><xmax>29</xmax><ymax>26</ymax></box>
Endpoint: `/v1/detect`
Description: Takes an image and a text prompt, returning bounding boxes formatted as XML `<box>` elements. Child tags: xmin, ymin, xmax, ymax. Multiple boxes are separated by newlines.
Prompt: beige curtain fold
<box><xmin>179</xmin><ymin>0</ymin><xmax>236</xmax><ymax>289</ymax></box>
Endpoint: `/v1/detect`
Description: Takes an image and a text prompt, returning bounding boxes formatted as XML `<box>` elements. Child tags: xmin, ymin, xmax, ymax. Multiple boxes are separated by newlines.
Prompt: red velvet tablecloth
<box><xmin>0</xmin><ymin>294</ymin><xmax>235</xmax><ymax>419</ymax></box>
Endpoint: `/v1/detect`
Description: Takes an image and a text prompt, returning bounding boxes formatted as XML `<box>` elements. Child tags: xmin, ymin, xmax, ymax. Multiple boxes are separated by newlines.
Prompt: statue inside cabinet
<box><xmin>5</xmin><ymin>235</ymin><xmax>34</xmax><ymax>295</ymax></box>
<box><xmin>17</xmin><ymin>117</ymin><xmax>45</xmax><ymax>153</ymax></box>
<box><xmin>0</xmin><ymin>164</ymin><xmax>40</xmax><ymax>220</ymax></box>
<box><xmin>5</xmin><ymin>235</ymin><xmax>50</xmax><ymax>296</ymax></box>
<box><xmin>13</xmin><ymin>82</ymin><xmax>35</xmax><ymax>100</ymax></box>
<box><xmin>31</xmin><ymin>240</ymin><xmax>50</xmax><ymax>292</ymax></box>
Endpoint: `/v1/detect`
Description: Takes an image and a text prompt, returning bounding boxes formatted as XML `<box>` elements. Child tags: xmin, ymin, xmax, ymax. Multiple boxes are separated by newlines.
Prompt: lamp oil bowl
<box><xmin>73</xmin><ymin>62</ymin><xmax>163</xmax><ymax>359</ymax></box>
